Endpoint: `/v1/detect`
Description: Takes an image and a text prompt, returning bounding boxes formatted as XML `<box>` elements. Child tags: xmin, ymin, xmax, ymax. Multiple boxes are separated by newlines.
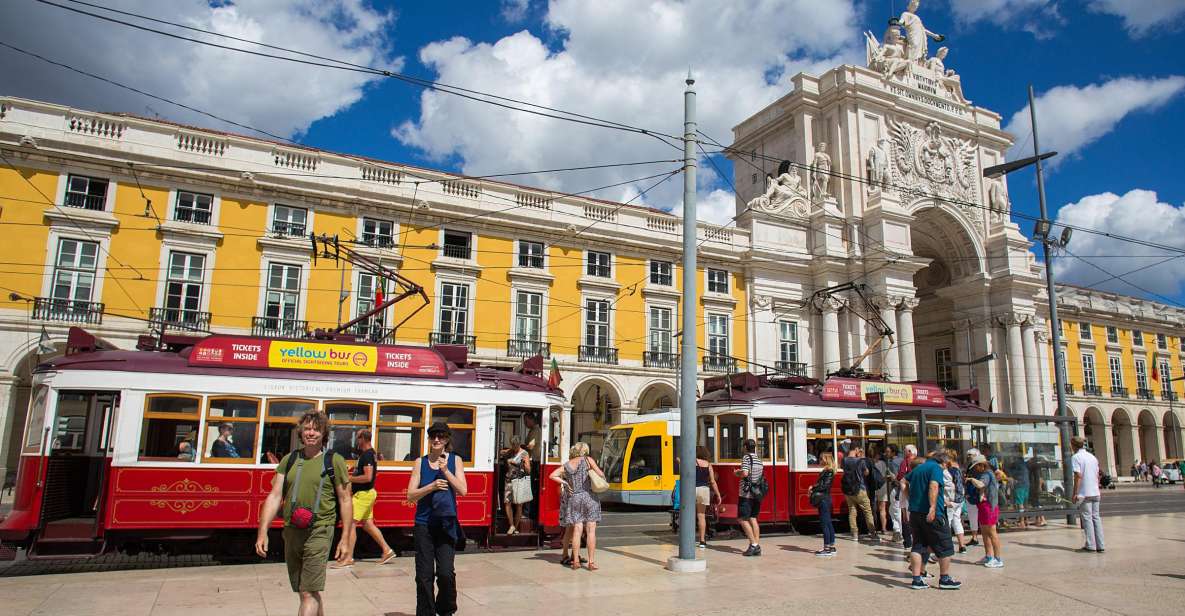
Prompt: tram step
<box><xmin>489</xmin><ymin>532</ymin><xmax>539</xmax><ymax>548</ymax></box>
<box><xmin>29</xmin><ymin>537</ymin><xmax>104</xmax><ymax>559</ymax></box>
<box><xmin>40</xmin><ymin>518</ymin><xmax>96</xmax><ymax>540</ymax></box>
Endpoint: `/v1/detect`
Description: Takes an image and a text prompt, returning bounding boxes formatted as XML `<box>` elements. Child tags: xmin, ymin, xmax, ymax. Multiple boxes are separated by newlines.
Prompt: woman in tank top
<box><xmin>406</xmin><ymin>422</ymin><xmax>467</xmax><ymax>616</ymax></box>
<box><xmin>694</xmin><ymin>445</ymin><xmax>720</xmax><ymax>549</ymax></box>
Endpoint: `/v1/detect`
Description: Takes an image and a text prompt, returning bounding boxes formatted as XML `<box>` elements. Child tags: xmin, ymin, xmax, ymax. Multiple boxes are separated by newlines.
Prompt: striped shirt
<box><xmin>740</xmin><ymin>453</ymin><xmax>764</xmax><ymax>498</ymax></box>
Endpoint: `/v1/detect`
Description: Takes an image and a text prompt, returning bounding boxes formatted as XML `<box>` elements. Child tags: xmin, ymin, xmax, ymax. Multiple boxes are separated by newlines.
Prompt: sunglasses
<box><xmin>430</xmin><ymin>434</ymin><xmax>449</xmax><ymax>441</ymax></box>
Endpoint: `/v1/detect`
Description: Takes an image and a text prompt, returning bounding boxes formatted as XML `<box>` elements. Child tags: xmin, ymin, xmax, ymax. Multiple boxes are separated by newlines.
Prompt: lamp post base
<box><xmin>666</xmin><ymin>556</ymin><xmax>708</xmax><ymax>573</ymax></box>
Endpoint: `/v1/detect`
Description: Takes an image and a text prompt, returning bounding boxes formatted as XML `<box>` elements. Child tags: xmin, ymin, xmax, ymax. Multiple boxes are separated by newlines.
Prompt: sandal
<box><xmin>377</xmin><ymin>550</ymin><xmax>396</xmax><ymax>565</ymax></box>
<box><xmin>571</xmin><ymin>558</ymin><xmax>582</xmax><ymax>570</ymax></box>
<box><xmin>587</xmin><ymin>562</ymin><xmax>599</xmax><ymax>571</ymax></box>
<box><xmin>560</xmin><ymin>555</ymin><xmax>572</xmax><ymax>566</ymax></box>
<box><xmin>330</xmin><ymin>559</ymin><xmax>354</xmax><ymax>569</ymax></box>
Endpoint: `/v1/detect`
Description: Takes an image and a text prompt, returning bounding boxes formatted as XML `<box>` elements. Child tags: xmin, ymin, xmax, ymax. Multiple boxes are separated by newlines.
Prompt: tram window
<box><xmin>865</xmin><ymin>424</ymin><xmax>887</xmax><ymax>458</ymax></box>
<box><xmin>261</xmin><ymin>399</ymin><xmax>316</xmax><ymax>464</ymax></box>
<box><xmin>430</xmin><ymin>405</ymin><xmax>475</xmax><ymax>462</ymax></box>
<box><xmin>548</xmin><ymin>406</ymin><xmax>563</xmax><ymax>462</ymax></box>
<box><xmin>377</xmin><ymin>404</ymin><xmax>424</xmax><ymax>464</ymax></box>
<box><xmin>717</xmin><ymin>414</ymin><xmax>747</xmax><ymax>461</ymax></box>
<box><xmin>775</xmin><ymin>422</ymin><xmax>788</xmax><ymax>462</ymax></box>
<box><xmin>601</xmin><ymin>427</ymin><xmax>631</xmax><ymax>483</ymax></box>
<box><xmin>806</xmin><ymin>421</ymin><xmax>835</xmax><ymax>467</ymax></box>
<box><xmin>836</xmin><ymin>422</ymin><xmax>862</xmax><ymax>458</ymax></box>
<box><xmin>942</xmin><ymin>425</ymin><xmax>967</xmax><ymax>459</ymax></box>
<box><xmin>204</xmin><ymin>398</ymin><xmax>258</xmax><ymax>463</ymax></box>
<box><xmin>51</xmin><ymin>393</ymin><xmax>89</xmax><ymax>452</ymax></box>
<box><xmin>888</xmin><ymin>422</ymin><xmax>917</xmax><ymax>457</ymax></box>
<box><xmin>698</xmin><ymin>417</ymin><xmax>715</xmax><ymax>462</ymax></box>
<box><xmin>627</xmin><ymin>435</ymin><xmax>663</xmax><ymax>482</ymax></box>
<box><xmin>139</xmin><ymin>394</ymin><xmax>201</xmax><ymax>461</ymax></box>
<box><xmin>326</xmin><ymin>401</ymin><xmax>372</xmax><ymax>460</ymax></box>
<box><xmin>24</xmin><ymin>386</ymin><xmax>49</xmax><ymax>453</ymax></box>
<box><xmin>754</xmin><ymin>421</ymin><xmax>773</xmax><ymax>462</ymax></box>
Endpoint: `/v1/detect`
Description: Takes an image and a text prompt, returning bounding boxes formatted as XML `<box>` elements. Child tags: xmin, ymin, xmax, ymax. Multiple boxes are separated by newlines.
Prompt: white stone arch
<box><xmin>1163</xmin><ymin>410</ymin><xmax>1183</xmax><ymax>460</ymax></box>
<box><xmin>1111</xmin><ymin>407</ymin><xmax>1137</xmax><ymax>474</ymax></box>
<box><xmin>908</xmin><ymin>201</ymin><xmax>987</xmax><ymax>280</ymax></box>
<box><xmin>1081</xmin><ymin>406</ymin><xmax>1113</xmax><ymax>476</ymax></box>
<box><xmin>0</xmin><ymin>339</ymin><xmax>65</xmax><ymax>479</ymax></box>
<box><xmin>636</xmin><ymin>380</ymin><xmax>678</xmax><ymax>412</ymax></box>
<box><xmin>567</xmin><ymin>376</ymin><xmax>626</xmax><ymax>446</ymax></box>
<box><xmin>1137</xmin><ymin>408</ymin><xmax>1164</xmax><ymax>464</ymax></box>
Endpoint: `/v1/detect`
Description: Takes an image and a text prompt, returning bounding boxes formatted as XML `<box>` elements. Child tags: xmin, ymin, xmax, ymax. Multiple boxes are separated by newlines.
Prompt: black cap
<box><xmin>427</xmin><ymin>421</ymin><xmax>451</xmax><ymax>437</ymax></box>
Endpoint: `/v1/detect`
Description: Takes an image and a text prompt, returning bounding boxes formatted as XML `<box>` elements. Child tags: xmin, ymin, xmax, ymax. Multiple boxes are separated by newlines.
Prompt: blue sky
<box><xmin>3</xmin><ymin>0</ymin><xmax>1185</xmax><ymax>300</ymax></box>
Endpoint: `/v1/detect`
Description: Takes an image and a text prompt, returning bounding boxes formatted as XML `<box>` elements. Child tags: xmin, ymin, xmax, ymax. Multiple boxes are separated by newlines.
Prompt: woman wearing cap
<box><xmin>407</xmin><ymin>422</ymin><xmax>468</xmax><ymax>616</ymax></box>
<box><xmin>550</xmin><ymin>442</ymin><xmax>605</xmax><ymax>570</ymax></box>
<box><xmin>968</xmin><ymin>454</ymin><xmax>1003</xmax><ymax>568</ymax></box>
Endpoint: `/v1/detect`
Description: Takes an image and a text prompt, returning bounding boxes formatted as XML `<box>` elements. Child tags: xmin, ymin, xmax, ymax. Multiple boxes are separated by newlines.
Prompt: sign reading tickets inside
<box><xmin>821</xmin><ymin>377</ymin><xmax>946</xmax><ymax>408</ymax></box>
<box><xmin>188</xmin><ymin>336</ymin><xmax>448</xmax><ymax>378</ymax></box>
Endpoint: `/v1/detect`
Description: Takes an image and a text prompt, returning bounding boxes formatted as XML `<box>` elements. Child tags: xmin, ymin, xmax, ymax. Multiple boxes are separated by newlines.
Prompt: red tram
<box><xmin>0</xmin><ymin>328</ymin><xmax>567</xmax><ymax>558</ymax></box>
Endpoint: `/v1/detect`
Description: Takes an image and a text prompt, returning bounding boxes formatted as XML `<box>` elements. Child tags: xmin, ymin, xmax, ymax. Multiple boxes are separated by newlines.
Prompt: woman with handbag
<box><xmin>502</xmin><ymin>436</ymin><xmax>532</xmax><ymax>535</ymax></box>
<box><xmin>812</xmin><ymin>452</ymin><xmax>837</xmax><ymax>556</ymax></box>
<box><xmin>550</xmin><ymin>442</ymin><xmax>606</xmax><ymax>570</ymax></box>
<box><xmin>406</xmin><ymin>422</ymin><xmax>468</xmax><ymax>616</ymax></box>
<box><xmin>694</xmin><ymin>446</ymin><xmax>720</xmax><ymax>549</ymax></box>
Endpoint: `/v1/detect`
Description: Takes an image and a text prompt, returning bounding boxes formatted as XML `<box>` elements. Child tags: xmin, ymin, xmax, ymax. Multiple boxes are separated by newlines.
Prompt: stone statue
<box><xmin>988</xmin><ymin>176</ymin><xmax>1011</xmax><ymax>222</ymax></box>
<box><xmin>747</xmin><ymin>160</ymin><xmax>808</xmax><ymax>217</ymax></box>
<box><xmin>928</xmin><ymin>47</ymin><xmax>969</xmax><ymax>103</ymax></box>
<box><xmin>898</xmin><ymin>0</ymin><xmax>944</xmax><ymax>64</ymax></box>
<box><xmin>811</xmin><ymin>142</ymin><xmax>832</xmax><ymax>199</ymax></box>
<box><xmin>865</xmin><ymin>25</ymin><xmax>911</xmax><ymax>80</ymax></box>
<box><xmin>866</xmin><ymin>137</ymin><xmax>889</xmax><ymax>189</ymax></box>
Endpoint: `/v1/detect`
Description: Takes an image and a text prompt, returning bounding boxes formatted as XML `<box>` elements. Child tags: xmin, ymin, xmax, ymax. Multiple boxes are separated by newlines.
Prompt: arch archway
<box><xmin>1164</xmin><ymin>411</ymin><xmax>1183</xmax><ymax>460</ymax></box>
<box><xmin>1111</xmin><ymin>408</ymin><xmax>1136</xmax><ymax>474</ymax></box>
<box><xmin>568</xmin><ymin>377</ymin><xmax>623</xmax><ymax>455</ymax></box>
<box><xmin>637</xmin><ymin>381</ymin><xmax>677</xmax><ymax>412</ymax></box>
<box><xmin>1138</xmin><ymin>409</ymin><xmax>1162</xmax><ymax>463</ymax></box>
<box><xmin>1083</xmin><ymin>406</ymin><xmax>1111</xmax><ymax>474</ymax></box>
<box><xmin>1</xmin><ymin>343</ymin><xmax>63</xmax><ymax>478</ymax></box>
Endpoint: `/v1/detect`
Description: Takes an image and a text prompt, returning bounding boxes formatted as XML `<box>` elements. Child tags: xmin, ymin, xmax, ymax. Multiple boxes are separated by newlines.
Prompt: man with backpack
<box><xmin>841</xmin><ymin>446</ymin><xmax>879</xmax><ymax>542</ymax></box>
<box><xmin>256</xmin><ymin>411</ymin><xmax>353</xmax><ymax>616</ymax></box>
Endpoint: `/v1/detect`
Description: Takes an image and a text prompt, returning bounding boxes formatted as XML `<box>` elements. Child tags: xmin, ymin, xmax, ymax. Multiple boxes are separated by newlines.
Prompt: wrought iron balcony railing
<box><xmin>1136</xmin><ymin>388</ymin><xmax>1155</xmax><ymax>400</ymax></box>
<box><xmin>578</xmin><ymin>345</ymin><xmax>618</xmax><ymax>365</ymax></box>
<box><xmin>775</xmin><ymin>360</ymin><xmax>807</xmax><ymax>376</ymax></box>
<box><xmin>32</xmin><ymin>297</ymin><xmax>104</xmax><ymax>324</ymax></box>
<box><xmin>643</xmin><ymin>351</ymin><xmax>679</xmax><ymax>369</ymax></box>
<box><xmin>1083</xmin><ymin>385</ymin><xmax>1103</xmax><ymax>396</ymax></box>
<box><xmin>150</xmin><ymin>307</ymin><xmax>212</xmax><ymax>332</ymax></box>
<box><xmin>430</xmin><ymin>331</ymin><xmax>476</xmax><ymax>352</ymax></box>
<box><xmin>507</xmin><ymin>338</ymin><xmax>550</xmax><ymax>358</ymax></box>
<box><xmin>704</xmin><ymin>355</ymin><xmax>738</xmax><ymax>374</ymax></box>
<box><xmin>1110</xmin><ymin>386</ymin><xmax>1129</xmax><ymax>398</ymax></box>
<box><xmin>64</xmin><ymin>192</ymin><xmax>105</xmax><ymax>210</ymax></box>
<box><xmin>441</xmin><ymin>244</ymin><xmax>470</xmax><ymax>260</ymax></box>
<box><xmin>251</xmin><ymin>316</ymin><xmax>308</xmax><ymax>338</ymax></box>
<box><xmin>1162</xmin><ymin>391</ymin><xmax>1179</xmax><ymax>402</ymax></box>
<box><xmin>1062</xmin><ymin>383</ymin><xmax>1075</xmax><ymax>395</ymax></box>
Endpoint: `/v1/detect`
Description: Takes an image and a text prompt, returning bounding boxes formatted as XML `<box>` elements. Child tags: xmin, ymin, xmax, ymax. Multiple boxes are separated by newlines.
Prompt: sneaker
<box><xmin>966</xmin><ymin>539</ymin><xmax>979</xmax><ymax>546</ymax></box>
<box><xmin>928</xmin><ymin>554</ymin><xmax>937</xmax><ymax>564</ymax></box>
<box><xmin>1075</xmin><ymin>547</ymin><xmax>1095</xmax><ymax>553</ymax></box>
<box><xmin>958</xmin><ymin>546</ymin><xmax>967</xmax><ymax>554</ymax></box>
<box><xmin>1096</xmin><ymin>548</ymin><xmax>1105</xmax><ymax>553</ymax></box>
<box><xmin>938</xmin><ymin>575</ymin><xmax>962</xmax><ymax>590</ymax></box>
<box><xmin>751</xmin><ymin>545</ymin><xmax>762</xmax><ymax>557</ymax></box>
<box><xmin>742</xmin><ymin>545</ymin><xmax>757</xmax><ymax>557</ymax></box>
<box><xmin>910</xmin><ymin>576</ymin><xmax>928</xmax><ymax>590</ymax></box>
<box><xmin>827</xmin><ymin>546</ymin><xmax>838</xmax><ymax>554</ymax></box>
<box><xmin>985</xmin><ymin>558</ymin><xmax>1004</xmax><ymax>568</ymax></box>
<box><xmin>977</xmin><ymin>556</ymin><xmax>991</xmax><ymax>565</ymax></box>
<box><xmin>697</xmin><ymin>541</ymin><xmax>707</xmax><ymax>549</ymax></box>
<box><xmin>814</xmin><ymin>548</ymin><xmax>834</xmax><ymax>557</ymax></box>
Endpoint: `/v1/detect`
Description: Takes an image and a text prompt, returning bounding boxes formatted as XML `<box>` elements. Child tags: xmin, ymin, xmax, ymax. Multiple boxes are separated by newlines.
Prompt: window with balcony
<box><xmin>935</xmin><ymin>347</ymin><xmax>955</xmax><ymax>390</ymax></box>
<box><xmin>579</xmin><ymin>298</ymin><xmax>615</xmax><ymax>363</ymax></box>
<box><xmin>1132</xmin><ymin>329</ymin><xmax>1144</xmax><ymax>347</ymax></box>
<box><xmin>707</xmin><ymin>268</ymin><xmax>729</xmax><ymax>294</ymax></box>
<box><xmin>1106</xmin><ymin>326</ymin><xmax>1118</xmax><ymax>344</ymax></box>
<box><xmin>650</xmin><ymin>260</ymin><xmax>673</xmax><ymax>286</ymax></box>
<box><xmin>1082</xmin><ymin>354</ymin><xmax>1098</xmax><ymax>394</ymax></box>
<box><xmin>1079</xmin><ymin>322</ymin><xmax>1092</xmax><ymax>341</ymax></box>
<box><xmin>1135</xmin><ymin>359</ymin><xmax>1151</xmax><ymax>399</ymax></box>
<box><xmin>645</xmin><ymin>306</ymin><xmax>675</xmax><ymax>368</ymax></box>
<box><xmin>1108</xmin><ymin>355</ymin><xmax>1126</xmax><ymax>396</ymax></box>
<box><xmin>263</xmin><ymin>262</ymin><xmax>302</xmax><ymax>334</ymax></box>
<box><xmin>163</xmin><ymin>251</ymin><xmax>207</xmax><ymax>329</ymax></box>
<box><xmin>510</xmin><ymin>290</ymin><xmax>544</xmax><ymax>357</ymax></box>
<box><xmin>435</xmin><ymin>282</ymin><xmax>471</xmax><ymax>347</ymax></box>
<box><xmin>272</xmin><ymin>204</ymin><xmax>307</xmax><ymax>237</ymax></box>
<box><xmin>174</xmin><ymin>190</ymin><xmax>213</xmax><ymax>224</ymax></box>
<box><xmin>778</xmin><ymin>321</ymin><xmax>801</xmax><ymax>374</ymax></box>
<box><xmin>353</xmin><ymin>272</ymin><xmax>387</xmax><ymax>341</ymax></box>
<box><xmin>1158</xmin><ymin>333</ymin><xmax>1168</xmax><ymax>350</ymax></box>
<box><xmin>586</xmin><ymin>251</ymin><xmax>611</xmax><ymax>278</ymax></box>
<box><xmin>441</xmin><ymin>230</ymin><xmax>471</xmax><ymax>260</ymax></box>
<box><xmin>64</xmin><ymin>174</ymin><xmax>109</xmax><ymax>210</ymax></box>
<box><xmin>361</xmin><ymin>217</ymin><xmax>395</xmax><ymax>248</ymax></box>
<box><xmin>48</xmin><ymin>238</ymin><xmax>99</xmax><ymax>316</ymax></box>
<box><xmin>1161</xmin><ymin>360</ymin><xmax>1174</xmax><ymax>399</ymax></box>
<box><xmin>517</xmin><ymin>240</ymin><xmax>544</xmax><ymax>269</ymax></box>
<box><xmin>706</xmin><ymin>313</ymin><xmax>731</xmax><ymax>372</ymax></box>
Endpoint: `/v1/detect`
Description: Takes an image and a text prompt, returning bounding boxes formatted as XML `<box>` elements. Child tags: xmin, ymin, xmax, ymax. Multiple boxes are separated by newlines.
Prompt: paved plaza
<box><xmin>3</xmin><ymin>511</ymin><xmax>1183</xmax><ymax>616</ymax></box>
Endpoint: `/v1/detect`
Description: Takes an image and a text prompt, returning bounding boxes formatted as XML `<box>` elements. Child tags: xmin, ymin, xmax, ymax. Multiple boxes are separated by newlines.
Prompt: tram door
<box><xmin>493</xmin><ymin>407</ymin><xmax>541</xmax><ymax>542</ymax></box>
<box><xmin>40</xmin><ymin>391</ymin><xmax>118</xmax><ymax>529</ymax></box>
<box><xmin>754</xmin><ymin>420</ymin><xmax>790</xmax><ymax>520</ymax></box>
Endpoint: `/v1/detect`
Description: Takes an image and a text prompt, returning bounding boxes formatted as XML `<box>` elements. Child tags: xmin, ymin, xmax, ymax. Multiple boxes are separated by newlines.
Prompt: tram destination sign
<box><xmin>187</xmin><ymin>336</ymin><xmax>448</xmax><ymax>378</ymax></box>
<box><xmin>821</xmin><ymin>378</ymin><xmax>945</xmax><ymax>408</ymax></box>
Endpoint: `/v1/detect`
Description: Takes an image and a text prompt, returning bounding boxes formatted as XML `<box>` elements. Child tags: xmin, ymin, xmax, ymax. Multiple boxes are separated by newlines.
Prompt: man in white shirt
<box><xmin>1070</xmin><ymin>436</ymin><xmax>1104</xmax><ymax>553</ymax></box>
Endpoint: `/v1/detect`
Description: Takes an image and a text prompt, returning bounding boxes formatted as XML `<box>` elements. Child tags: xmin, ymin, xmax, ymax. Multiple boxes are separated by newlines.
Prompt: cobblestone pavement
<box><xmin>1</xmin><ymin>511</ymin><xmax>1183</xmax><ymax>615</ymax></box>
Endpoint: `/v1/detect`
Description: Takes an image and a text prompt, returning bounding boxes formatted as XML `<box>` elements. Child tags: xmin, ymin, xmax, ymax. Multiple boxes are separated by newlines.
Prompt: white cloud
<box><xmin>501</xmin><ymin>0</ymin><xmax>531</xmax><ymax>23</ymax></box>
<box><xmin>394</xmin><ymin>0</ymin><xmax>861</xmax><ymax>220</ymax></box>
<box><xmin>1087</xmin><ymin>0</ymin><xmax>1185</xmax><ymax>36</ymax></box>
<box><xmin>947</xmin><ymin>0</ymin><xmax>1063</xmax><ymax>37</ymax></box>
<box><xmin>1052</xmin><ymin>189</ymin><xmax>1185</xmax><ymax>298</ymax></box>
<box><xmin>0</xmin><ymin>0</ymin><xmax>399</xmax><ymax>138</ymax></box>
<box><xmin>1003</xmin><ymin>76</ymin><xmax>1185</xmax><ymax>165</ymax></box>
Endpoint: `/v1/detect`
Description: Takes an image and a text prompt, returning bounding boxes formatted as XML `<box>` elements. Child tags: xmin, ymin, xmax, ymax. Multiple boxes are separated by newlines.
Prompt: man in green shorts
<box><xmin>256</xmin><ymin>410</ymin><xmax>353</xmax><ymax>616</ymax></box>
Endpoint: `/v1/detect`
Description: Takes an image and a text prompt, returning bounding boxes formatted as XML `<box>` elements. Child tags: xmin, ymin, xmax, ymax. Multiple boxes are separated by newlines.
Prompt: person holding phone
<box><xmin>406</xmin><ymin>422</ymin><xmax>468</xmax><ymax>616</ymax></box>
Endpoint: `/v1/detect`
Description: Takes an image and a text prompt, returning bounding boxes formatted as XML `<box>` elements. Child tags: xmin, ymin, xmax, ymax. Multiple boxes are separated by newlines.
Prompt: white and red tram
<box><xmin>0</xmin><ymin>328</ymin><xmax>567</xmax><ymax>557</ymax></box>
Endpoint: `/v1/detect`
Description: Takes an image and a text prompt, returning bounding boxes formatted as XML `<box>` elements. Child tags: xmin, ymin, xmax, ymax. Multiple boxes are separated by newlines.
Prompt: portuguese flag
<box><xmin>547</xmin><ymin>357</ymin><xmax>562</xmax><ymax>388</ymax></box>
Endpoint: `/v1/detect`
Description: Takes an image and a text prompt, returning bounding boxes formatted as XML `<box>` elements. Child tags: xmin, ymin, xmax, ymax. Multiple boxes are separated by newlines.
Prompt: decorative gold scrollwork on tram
<box><xmin>149</xmin><ymin>499</ymin><xmax>217</xmax><ymax>515</ymax></box>
<box><xmin>150</xmin><ymin>478</ymin><xmax>219</xmax><ymax>495</ymax></box>
<box><xmin>148</xmin><ymin>478</ymin><xmax>220</xmax><ymax>515</ymax></box>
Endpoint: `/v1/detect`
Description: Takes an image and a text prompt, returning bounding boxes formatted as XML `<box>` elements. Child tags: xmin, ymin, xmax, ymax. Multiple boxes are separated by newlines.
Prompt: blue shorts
<box><xmin>737</xmin><ymin>496</ymin><xmax>763</xmax><ymax>520</ymax></box>
<box><xmin>1014</xmin><ymin>486</ymin><xmax>1029</xmax><ymax>506</ymax></box>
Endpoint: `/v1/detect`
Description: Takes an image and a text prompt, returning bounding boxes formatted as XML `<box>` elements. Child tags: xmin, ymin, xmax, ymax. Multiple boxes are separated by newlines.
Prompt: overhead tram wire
<box><xmin>32</xmin><ymin>0</ymin><xmax>686</xmax><ymax>153</ymax></box>
<box><xmin>1060</xmin><ymin>247</ymin><xmax>1185</xmax><ymax>310</ymax></box>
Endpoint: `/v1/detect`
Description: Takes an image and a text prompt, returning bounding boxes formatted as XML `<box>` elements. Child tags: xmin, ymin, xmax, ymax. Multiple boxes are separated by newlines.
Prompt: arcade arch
<box><xmin>1111</xmin><ymin>409</ymin><xmax>1136</xmax><ymax>473</ymax></box>
<box><xmin>637</xmin><ymin>381</ymin><xmax>677</xmax><ymax>412</ymax></box>
<box><xmin>1165</xmin><ymin>411</ymin><xmax>1183</xmax><ymax>460</ymax></box>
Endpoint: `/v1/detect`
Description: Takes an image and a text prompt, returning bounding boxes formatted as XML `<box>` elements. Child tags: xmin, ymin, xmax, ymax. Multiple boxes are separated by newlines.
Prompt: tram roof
<box><xmin>699</xmin><ymin>373</ymin><xmax>986</xmax><ymax>413</ymax></box>
<box><xmin>858</xmin><ymin>409</ymin><xmax>1077</xmax><ymax>425</ymax></box>
<box><xmin>38</xmin><ymin>330</ymin><xmax>559</xmax><ymax>394</ymax></box>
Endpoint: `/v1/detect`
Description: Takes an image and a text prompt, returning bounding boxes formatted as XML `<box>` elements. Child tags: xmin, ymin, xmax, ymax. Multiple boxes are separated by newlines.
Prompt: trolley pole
<box><xmin>1028</xmin><ymin>85</ymin><xmax>1076</xmax><ymax>520</ymax></box>
<box><xmin>671</xmin><ymin>70</ymin><xmax>704</xmax><ymax>571</ymax></box>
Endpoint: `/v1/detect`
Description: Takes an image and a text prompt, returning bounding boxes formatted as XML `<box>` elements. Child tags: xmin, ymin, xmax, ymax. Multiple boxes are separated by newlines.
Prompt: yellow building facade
<box><xmin>0</xmin><ymin>97</ymin><xmax>751</xmax><ymax>477</ymax></box>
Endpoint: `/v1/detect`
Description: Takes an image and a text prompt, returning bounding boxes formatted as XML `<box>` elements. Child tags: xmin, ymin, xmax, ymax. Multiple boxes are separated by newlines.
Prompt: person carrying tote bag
<box><xmin>550</xmin><ymin>442</ymin><xmax>606</xmax><ymax>570</ymax></box>
<box><xmin>502</xmin><ymin>436</ymin><xmax>532</xmax><ymax>534</ymax></box>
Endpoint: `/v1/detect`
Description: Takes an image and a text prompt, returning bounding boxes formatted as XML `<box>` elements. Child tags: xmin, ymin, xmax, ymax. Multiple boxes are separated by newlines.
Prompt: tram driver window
<box><xmin>717</xmin><ymin>414</ymin><xmax>747</xmax><ymax>461</ymax></box>
<box><xmin>260</xmin><ymin>399</ymin><xmax>316</xmax><ymax>464</ymax></box>
<box><xmin>377</xmin><ymin>403</ymin><xmax>424</xmax><ymax>464</ymax></box>
<box><xmin>627</xmin><ymin>435</ymin><xmax>663</xmax><ymax>482</ymax></box>
<box><xmin>204</xmin><ymin>398</ymin><xmax>258</xmax><ymax>462</ymax></box>
<box><xmin>698</xmin><ymin>417</ymin><xmax>715</xmax><ymax>462</ymax></box>
<box><xmin>806</xmin><ymin>421</ymin><xmax>835</xmax><ymax>467</ymax></box>
<box><xmin>139</xmin><ymin>395</ymin><xmax>201</xmax><ymax>461</ymax></box>
<box><xmin>836</xmin><ymin>422</ymin><xmax>862</xmax><ymax>459</ymax></box>
<box><xmin>430</xmin><ymin>405</ymin><xmax>475</xmax><ymax>462</ymax></box>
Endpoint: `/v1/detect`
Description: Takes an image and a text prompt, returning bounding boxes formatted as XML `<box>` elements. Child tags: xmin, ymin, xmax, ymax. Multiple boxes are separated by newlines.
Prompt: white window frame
<box><xmin>263</xmin><ymin>262</ymin><xmax>304</xmax><ymax>324</ymax></box>
<box><xmin>1108</xmin><ymin>354</ymin><xmax>1123</xmax><ymax>391</ymax></box>
<box><xmin>706</xmin><ymin>268</ymin><xmax>729</xmax><ymax>295</ymax></box>
<box><xmin>513</xmin><ymin>290</ymin><xmax>544</xmax><ymax>342</ymax></box>
<box><xmin>56</xmin><ymin>172</ymin><xmax>116</xmax><ymax>212</ymax></box>
<box><xmin>1079</xmin><ymin>322</ymin><xmax>1092</xmax><ymax>341</ymax></box>
<box><xmin>1082</xmin><ymin>354</ymin><xmax>1097</xmax><ymax>390</ymax></box>
<box><xmin>583</xmin><ymin>297</ymin><xmax>613</xmax><ymax>349</ymax></box>
<box><xmin>935</xmin><ymin>347</ymin><xmax>955</xmax><ymax>390</ymax></box>
<box><xmin>1135</xmin><ymin>358</ymin><xmax>1149</xmax><ymax>393</ymax></box>
<box><xmin>353</xmin><ymin>270</ymin><xmax>389</xmax><ymax>337</ymax></box>
<box><xmin>40</xmin><ymin>230</ymin><xmax>110</xmax><ymax>304</ymax></box>
<box><xmin>517</xmin><ymin>240</ymin><xmax>546</xmax><ymax>269</ymax></box>
<box><xmin>440</xmin><ymin>229</ymin><xmax>474</xmax><ymax>261</ymax></box>
<box><xmin>48</xmin><ymin>237</ymin><xmax>100</xmax><ymax>304</ymax></box>
<box><xmin>171</xmin><ymin>189</ymin><xmax>218</xmax><ymax>225</ymax></box>
<box><xmin>648</xmin><ymin>305</ymin><xmax>674</xmax><ymax>354</ymax></box>
<box><xmin>707</xmin><ymin>312</ymin><xmax>730</xmax><ymax>358</ymax></box>
<box><xmin>1157</xmin><ymin>333</ymin><xmax>1168</xmax><ymax>350</ymax></box>
<box><xmin>778</xmin><ymin>320</ymin><xmax>799</xmax><ymax>364</ymax></box>
<box><xmin>359</xmin><ymin>216</ymin><xmax>397</xmax><ymax>248</ymax></box>
<box><xmin>1161</xmin><ymin>360</ymin><xmax>1173</xmax><ymax>394</ymax></box>
<box><xmin>649</xmin><ymin>260</ymin><xmax>674</xmax><ymax>287</ymax></box>
<box><xmin>586</xmin><ymin>250</ymin><xmax>612</xmax><ymax>278</ymax></box>
<box><xmin>269</xmin><ymin>203</ymin><xmax>311</xmax><ymax>238</ymax></box>
<box><xmin>1106</xmin><ymin>325</ymin><xmax>1118</xmax><ymax>344</ymax></box>
<box><xmin>162</xmin><ymin>251</ymin><xmax>207</xmax><ymax>318</ymax></box>
<box><xmin>436</xmin><ymin>278</ymin><xmax>473</xmax><ymax>339</ymax></box>
<box><xmin>1132</xmin><ymin>329</ymin><xmax>1144</xmax><ymax>347</ymax></box>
